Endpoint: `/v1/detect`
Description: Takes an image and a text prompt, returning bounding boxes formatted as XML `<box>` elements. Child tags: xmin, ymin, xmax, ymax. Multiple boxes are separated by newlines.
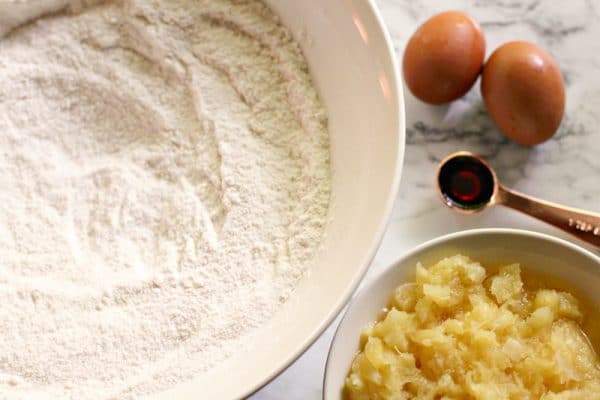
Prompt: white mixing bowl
<box><xmin>323</xmin><ymin>229</ymin><xmax>600</xmax><ymax>399</ymax></box>
<box><xmin>154</xmin><ymin>1</ymin><xmax>404</xmax><ymax>398</ymax></box>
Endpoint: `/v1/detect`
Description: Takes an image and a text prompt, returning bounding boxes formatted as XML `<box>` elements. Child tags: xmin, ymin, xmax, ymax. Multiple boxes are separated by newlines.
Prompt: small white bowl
<box><xmin>323</xmin><ymin>228</ymin><xmax>600</xmax><ymax>399</ymax></box>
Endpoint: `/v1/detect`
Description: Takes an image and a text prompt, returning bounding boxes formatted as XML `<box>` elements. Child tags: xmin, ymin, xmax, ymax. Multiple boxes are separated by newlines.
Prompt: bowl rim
<box><xmin>323</xmin><ymin>228</ymin><xmax>600</xmax><ymax>399</ymax></box>
<box><xmin>244</xmin><ymin>0</ymin><xmax>405</xmax><ymax>397</ymax></box>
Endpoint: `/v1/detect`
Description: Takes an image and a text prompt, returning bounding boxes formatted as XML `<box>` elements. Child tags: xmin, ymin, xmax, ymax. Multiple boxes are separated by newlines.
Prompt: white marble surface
<box><xmin>252</xmin><ymin>0</ymin><xmax>600</xmax><ymax>398</ymax></box>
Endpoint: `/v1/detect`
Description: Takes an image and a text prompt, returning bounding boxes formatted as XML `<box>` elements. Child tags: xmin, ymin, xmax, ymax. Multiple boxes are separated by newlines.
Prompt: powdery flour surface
<box><xmin>0</xmin><ymin>1</ymin><xmax>331</xmax><ymax>398</ymax></box>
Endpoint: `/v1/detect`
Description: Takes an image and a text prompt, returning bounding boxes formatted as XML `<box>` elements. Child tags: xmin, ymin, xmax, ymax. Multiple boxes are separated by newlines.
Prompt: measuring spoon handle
<box><xmin>497</xmin><ymin>185</ymin><xmax>600</xmax><ymax>248</ymax></box>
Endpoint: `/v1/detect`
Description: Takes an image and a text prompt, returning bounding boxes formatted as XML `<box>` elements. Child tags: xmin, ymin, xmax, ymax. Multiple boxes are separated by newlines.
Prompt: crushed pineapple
<box><xmin>345</xmin><ymin>255</ymin><xmax>600</xmax><ymax>399</ymax></box>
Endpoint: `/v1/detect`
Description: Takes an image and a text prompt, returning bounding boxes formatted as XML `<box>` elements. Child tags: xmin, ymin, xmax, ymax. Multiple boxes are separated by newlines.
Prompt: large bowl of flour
<box><xmin>0</xmin><ymin>0</ymin><xmax>404</xmax><ymax>398</ymax></box>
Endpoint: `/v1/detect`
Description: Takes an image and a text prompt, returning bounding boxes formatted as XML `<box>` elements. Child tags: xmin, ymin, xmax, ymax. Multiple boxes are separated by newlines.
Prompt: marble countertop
<box><xmin>253</xmin><ymin>0</ymin><xmax>600</xmax><ymax>398</ymax></box>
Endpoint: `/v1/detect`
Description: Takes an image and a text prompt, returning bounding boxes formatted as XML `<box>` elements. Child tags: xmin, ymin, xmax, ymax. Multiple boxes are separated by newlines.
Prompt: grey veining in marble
<box><xmin>253</xmin><ymin>0</ymin><xmax>600</xmax><ymax>398</ymax></box>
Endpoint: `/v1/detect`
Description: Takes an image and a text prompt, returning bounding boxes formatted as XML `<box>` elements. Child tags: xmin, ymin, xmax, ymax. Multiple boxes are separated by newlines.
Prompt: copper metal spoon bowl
<box><xmin>436</xmin><ymin>151</ymin><xmax>600</xmax><ymax>249</ymax></box>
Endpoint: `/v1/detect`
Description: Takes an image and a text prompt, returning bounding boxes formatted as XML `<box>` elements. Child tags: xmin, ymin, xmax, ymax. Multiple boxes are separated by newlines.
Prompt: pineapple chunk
<box><xmin>489</xmin><ymin>263</ymin><xmax>523</xmax><ymax>304</ymax></box>
<box><xmin>392</xmin><ymin>283</ymin><xmax>420</xmax><ymax>312</ymax></box>
<box><xmin>527</xmin><ymin>306</ymin><xmax>554</xmax><ymax>332</ymax></box>
<box><xmin>423</xmin><ymin>284</ymin><xmax>458</xmax><ymax>307</ymax></box>
<box><xmin>373</xmin><ymin>308</ymin><xmax>413</xmax><ymax>352</ymax></box>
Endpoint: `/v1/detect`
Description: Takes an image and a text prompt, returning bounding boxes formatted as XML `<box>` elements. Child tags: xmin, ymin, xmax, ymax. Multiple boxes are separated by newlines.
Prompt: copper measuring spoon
<box><xmin>436</xmin><ymin>151</ymin><xmax>600</xmax><ymax>249</ymax></box>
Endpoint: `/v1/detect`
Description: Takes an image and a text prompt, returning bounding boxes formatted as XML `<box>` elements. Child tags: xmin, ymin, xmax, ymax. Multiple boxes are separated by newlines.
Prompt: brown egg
<box><xmin>481</xmin><ymin>41</ymin><xmax>565</xmax><ymax>146</ymax></box>
<box><xmin>403</xmin><ymin>11</ymin><xmax>485</xmax><ymax>104</ymax></box>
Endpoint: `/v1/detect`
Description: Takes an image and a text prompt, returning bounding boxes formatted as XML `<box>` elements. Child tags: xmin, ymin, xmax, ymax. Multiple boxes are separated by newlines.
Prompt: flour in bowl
<box><xmin>0</xmin><ymin>0</ymin><xmax>331</xmax><ymax>398</ymax></box>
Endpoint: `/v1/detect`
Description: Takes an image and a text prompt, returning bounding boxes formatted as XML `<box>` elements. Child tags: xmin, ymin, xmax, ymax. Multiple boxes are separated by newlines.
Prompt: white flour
<box><xmin>0</xmin><ymin>1</ymin><xmax>331</xmax><ymax>398</ymax></box>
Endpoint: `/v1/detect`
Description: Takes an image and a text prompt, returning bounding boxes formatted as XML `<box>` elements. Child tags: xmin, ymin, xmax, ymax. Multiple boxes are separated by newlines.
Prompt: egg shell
<box><xmin>403</xmin><ymin>11</ymin><xmax>486</xmax><ymax>104</ymax></box>
<box><xmin>481</xmin><ymin>41</ymin><xmax>565</xmax><ymax>146</ymax></box>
